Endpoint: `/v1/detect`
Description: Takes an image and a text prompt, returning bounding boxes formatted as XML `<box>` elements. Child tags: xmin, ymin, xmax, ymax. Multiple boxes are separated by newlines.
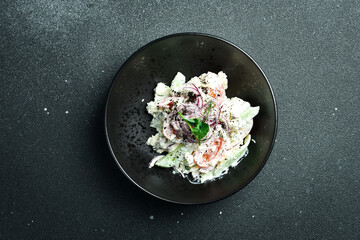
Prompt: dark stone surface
<box><xmin>1</xmin><ymin>0</ymin><xmax>359</xmax><ymax>239</ymax></box>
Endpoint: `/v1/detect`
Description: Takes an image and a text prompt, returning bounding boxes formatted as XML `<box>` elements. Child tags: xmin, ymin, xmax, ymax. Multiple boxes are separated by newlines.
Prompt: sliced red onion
<box><xmin>208</xmin><ymin>111</ymin><xmax>219</xmax><ymax>126</ymax></box>
<box><xmin>188</xmin><ymin>83</ymin><xmax>201</xmax><ymax>95</ymax></box>
<box><xmin>217</xmin><ymin>105</ymin><xmax>223</xmax><ymax>120</ymax></box>
<box><xmin>203</xmin><ymin>105</ymin><xmax>221</xmax><ymax>127</ymax></box>
<box><xmin>171</xmin><ymin>120</ymin><xmax>181</xmax><ymax>131</ymax></box>
<box><xmin>185</xmin><ymin>83</ymin><xmax>203</xmax><ymax>108</ymax></box>
<box><xmin>177</xmin><ymin>103</ymin><xmax>202</xmax><ymax>119</ymax></box>
<box><xmin>195</xmin><ymin>97</ymin><xmax>200</xmax><ymax>107</ymax></box>
<box><xmin>190</xmin><ymin>83</ymin><xmax>204</xmax><ymax>108</ymax></box>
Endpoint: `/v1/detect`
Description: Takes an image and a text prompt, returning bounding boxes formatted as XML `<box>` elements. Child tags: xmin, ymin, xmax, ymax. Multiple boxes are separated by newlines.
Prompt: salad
<box><xmin>146</xmin><ymin>71</ymin><xmax>259</xmax><ymax>183</ymax></box>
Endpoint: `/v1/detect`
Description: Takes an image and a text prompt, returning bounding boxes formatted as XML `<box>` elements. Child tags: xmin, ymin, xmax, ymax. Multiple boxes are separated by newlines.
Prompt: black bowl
<box><xmin>105</xmin><ymin>33</ymin><xmax>277</xmax><ymax>204</ymax></box>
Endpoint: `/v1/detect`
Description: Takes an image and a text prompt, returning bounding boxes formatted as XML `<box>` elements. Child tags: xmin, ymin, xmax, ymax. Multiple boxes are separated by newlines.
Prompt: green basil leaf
<box><xmin>198</xmin><ymin>123</ymin><xmax>209</xmax><ymax>139</ymax></box>
<box><xmin>178</xmin><ymin>109</ymin><xmax>210</xmax><ymax>146</ymax></box>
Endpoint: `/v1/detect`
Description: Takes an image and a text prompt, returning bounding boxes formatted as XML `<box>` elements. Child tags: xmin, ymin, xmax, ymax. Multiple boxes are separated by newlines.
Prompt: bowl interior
<box><xmin>105</xmin><ymin>34</ymin><xmax>277</xmax><ymax>204</ymax></box>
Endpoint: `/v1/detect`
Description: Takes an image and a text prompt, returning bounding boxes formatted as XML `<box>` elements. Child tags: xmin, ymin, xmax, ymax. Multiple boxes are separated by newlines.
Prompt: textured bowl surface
<box><xmin>105</xmin><ymin>33</ymin><xmax>277</xmax><ymax>204</ymax></box>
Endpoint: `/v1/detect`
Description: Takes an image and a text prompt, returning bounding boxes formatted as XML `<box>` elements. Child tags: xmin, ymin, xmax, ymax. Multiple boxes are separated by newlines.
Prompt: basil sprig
<box><xmin>178</xmin><ymin>101</ymin><xmax>212</xmax><ymax>145</ymax></box>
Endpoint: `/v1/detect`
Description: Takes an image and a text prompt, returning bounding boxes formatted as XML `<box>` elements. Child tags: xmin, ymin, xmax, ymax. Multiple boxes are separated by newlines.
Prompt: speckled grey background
<box><xmin>1</xmin><ymin>0</ymin><xmax>359</xmax><ymax>239</ymax></box>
